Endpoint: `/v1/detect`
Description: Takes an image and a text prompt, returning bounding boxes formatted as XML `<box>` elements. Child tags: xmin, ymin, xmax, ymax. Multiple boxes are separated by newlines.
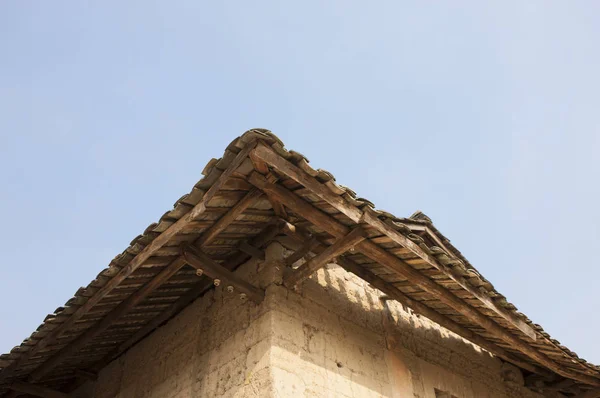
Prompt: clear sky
<box><xmin>1</xmin><ymin>1</ymin><xmax>599</xmax><ymax>365</ymax></box>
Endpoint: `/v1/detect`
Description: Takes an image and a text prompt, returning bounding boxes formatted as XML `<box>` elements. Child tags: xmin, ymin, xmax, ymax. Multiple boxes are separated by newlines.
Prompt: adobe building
<box><xmin>0</xmin><ymin>129</ymin><xmax>598</xmax><ymax>398</ymax></box>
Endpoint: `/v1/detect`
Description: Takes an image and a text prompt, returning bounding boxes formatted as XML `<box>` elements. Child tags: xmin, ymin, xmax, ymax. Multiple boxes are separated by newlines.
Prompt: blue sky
<box><xmin>1</xmin><ymin>1</ymin><xmax>599</xmax><ymax>365</ymax></box>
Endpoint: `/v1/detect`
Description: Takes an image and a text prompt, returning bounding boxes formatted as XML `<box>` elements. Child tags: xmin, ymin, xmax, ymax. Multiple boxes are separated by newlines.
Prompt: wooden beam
<box><xmin>182</xmin><ymin>246</ymin><xmax>264</xmax><ymax>304</ymax></box>
<box><xmin>28</xmin><ymin>186</ymin><xmax>264</xmax><ymax>382</ymax></box>
<box><xmin>196</xmin><ymin>188</ymin><xmax>263</xmax><ymax>247</ymax></box>
<box><xmin>20</xmin><ymin>161</ymin><xmax>263</xmax><ymax>386</ymax></box>
<box><xmin>251</xmin><ymin>143</ymin><xmax>363</xmax><ymax>222</ymax></box>
<box><xmin>9</xmin><ymin>382</ymin><xmax>68</xmax><ymax>398</ymax></box>
<box><xmin>279</xmin><ymin>221</ymin><xmax>553</xmax><ymax>379</ymax></box>
<box><xmin>250</xmin><ymin>143</ymin><xmax>537</xmax><ymax>340</ymax></box>
<box><xmin>248</xmin><ymin>173</ymin><xmax>600</xmax><ymax>386</ymax></box>
<box><xmin>284</xmin><ymin>236</ymin><xmax>317</xmax><ymax>267</ymax></box>
<box><xmin>283</xmin><ymin>227</ymin><xmax>366</xmax><ymax>288</ymax></box>
<box><xmin>266</xmin><ymin>192</ymin><xmax>288</xmax><ymax>219</ymax></box>
<box><xmin>238</xmin><ymin>241</ymin><xmax>266</xmax><ymax>261</ymax></box>
<box><xmin>249</xmin><ymin>148</ymin><xmax>269</xmax><ymax>175</ymax></box>
<box><xmin>0</xmin><ymin>141</ymin><xmax>259</xmax><ymax>385</ymax></box>
<box><xmin>86</xmin><ymin>223</ymin><xmax>282</xmax><ymax>374</ymax></box>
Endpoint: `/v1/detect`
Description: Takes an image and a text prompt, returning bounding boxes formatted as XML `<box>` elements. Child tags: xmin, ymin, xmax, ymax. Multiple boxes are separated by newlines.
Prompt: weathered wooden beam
<box><xmin>250</xmin><ymin>143</ymin><xmax>537</xmax><ymax>340</ymax></box>
<box><xmin>284</xmin><ymin>236</ymin><xmax>317</xmax><ymax>267</ymax></box>
<box><xmin>283</xmin><ymin>227</ymin><xmax>366</xmax><ymax>288</ymax></box>
<box><xmin>279</xmin><ymin>221</ymin><xmax>553</xmax><ymax>379</ymax></box>
<box><xmin>248</xmin><ymin>172</ymin><xmax>600</xmax><ymax>386</ymax></box>
<box><xmin>9</xmin><ymin>382</ymin><xmax>68</xmax><ymax>398</ymax></box>
<box><xmin>249</xmin><ymin>148</ymin><xmax>270</xmax><ymax>175</ymax></box>
<box><xmin>20</xmin><ymin>160</ymin><xmax>265</xmax><ymax>387</ymax></box>
<box><xmin>265</xmin><ymin>192</ymin><xmax>288</xmax><ymax>219</ymax></box>
<box><xmin>0</xmin><ymin>141</ymin><xmax>259</xmax><ymax>385</ymax></box>
<box><xmin>105</xmin><ymin>190</ymin><xmax>267</xmax><ymax>360</ymax></box>
<box><xmin>251</xmin><ymin>143</ymin><xmax>363</xmax><ymax>222</ymax></box>
<box><xmin>86</xmin><ymin>223</ymin><xmax>282</xmax><ymax>375</ymax></box>
<box><xmin>196</xmin><ymin>188</ymin><xmax>263</xmax><ymax>247</ymax></box>
<box><xmin>238</xmin><ymin>241</ymin><xmax>266</xmax><ymax>261</ymax></box>
<box><xmin>182</xmin><ymin>246</ymin><xmax>264</xmax><ymax>304</ymax></box>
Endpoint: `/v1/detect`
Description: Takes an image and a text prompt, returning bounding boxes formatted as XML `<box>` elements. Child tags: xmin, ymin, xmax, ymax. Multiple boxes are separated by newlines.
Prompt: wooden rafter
<box><xmin>248</xmin><ymin>171</ymin><xmax>600</xmax><ymax>387</ymax></box>
<box><xmin>283</xmin><ymin>226</ymin><xmax>366</xmax><ymax>288</ymax></box>
<box><xmin>28</xmin><ymin>187</ymin><xmax>264</xmax><ymax>383</ymax></box>
<box><xmin>0</xmin><ymin>141</ymin><xmax>260</xmax><ymax>387</ymax></box>
<box><xmin>250</xmin><ymin>142</ymin><xmax>537</xmax><ymax>340</ymax></box>
<box><xmin>29</xmin><ymin>256</ymin><xmax>187</xmax><ymax>381</ymax></box>
<box><xmin>195</xmin><ymin>188</ymin><xmax>263</xmax><ymax>247</ymax></box>
<box><xmin>280</xmin><ymin>221</ymin><xmax>553</xmax><ymax>378</ymax></box>
<box><xmin>284</xmin><ymin>236</ymin><xmax>317</xmax><ymax>267</ymax></box>
<box><xmin>83</xmin><ymin>223</ymin><xmax>282</xmax><ymax>379</ymax></box>
<box><xmin>9</xmin><ymin>382</ymin><xmax>68</xmax><ymax>398</ymax></box>
<box><xmin>182</xmin><ymin>246</ymin><xmax>264</xmax><ymax>304</ymax></box>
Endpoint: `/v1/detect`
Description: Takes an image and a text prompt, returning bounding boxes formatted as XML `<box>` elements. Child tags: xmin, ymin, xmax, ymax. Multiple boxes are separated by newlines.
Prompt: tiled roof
<box><xmin>0</xmin><ymin>129</ymin><xmax>598</xmax><ymax>397</ymax></box>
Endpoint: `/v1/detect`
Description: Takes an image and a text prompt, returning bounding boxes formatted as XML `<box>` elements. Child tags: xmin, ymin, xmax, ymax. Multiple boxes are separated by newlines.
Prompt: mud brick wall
<box><xmin>74</xmin><ymin>242</ymin><xmax>560</xmax><ymax>398</ymax></box>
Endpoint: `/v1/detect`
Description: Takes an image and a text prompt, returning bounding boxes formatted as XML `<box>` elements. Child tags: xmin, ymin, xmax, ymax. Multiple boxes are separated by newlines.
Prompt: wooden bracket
<box><xmin>283</xmin><ymin>226</ymin><xmax>367</xmax><ymax>288</ymax></box>
<box><xmin>284</xmin><ymin>236</ymin><xmax>318</xmax><ymax>267</ymax></box>
<box><xmin>182</xmin><ymin>246</ymin><xmax>264</xmax><ymax>303</ymax></box>
<box><xmin>88</xmin><ymin>223</ymin><xmax>283</xmax><ymax>375</ymax></box>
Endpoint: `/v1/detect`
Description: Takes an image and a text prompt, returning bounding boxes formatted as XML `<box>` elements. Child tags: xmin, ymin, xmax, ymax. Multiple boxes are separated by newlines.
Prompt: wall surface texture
<box><xmin>74</xmin><ymin>242</ymin><xmax>561</xmax><ymax>398</ymax></box>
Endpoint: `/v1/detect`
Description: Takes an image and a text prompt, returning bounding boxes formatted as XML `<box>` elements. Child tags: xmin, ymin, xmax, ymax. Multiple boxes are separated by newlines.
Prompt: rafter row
<box><xmin>247</xmin><ymin>170</ymin><xmax>600</xmax><ymax>387</ymax></box>
<box><xmin>279</xmin><ymin>221</ymin><xmax>552</xmax><ymax>378</ymax></box>
<box><xmin>251</xmin><ymin>142</ymin><xmax>536</xmax><ymax>340</ymax></box>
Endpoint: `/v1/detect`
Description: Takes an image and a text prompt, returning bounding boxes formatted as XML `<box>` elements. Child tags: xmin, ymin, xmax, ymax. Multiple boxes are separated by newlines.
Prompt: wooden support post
<box><xmin>279</xmin><ymin>221</ymin><xmax>553</xmax><ymax>379</ymax></box>
<box><xmin>250</xmin><ymin>142</ymin><xmax>537</xmax><ymax>340</ymax></box>
<box><xmin>283</xmin><ymin>227</ymin><xmax>366</xmax><ymax>288</ymax></box>
<box><xmin>182</xmin><ymin>246</ymin><xmax>264</xmax><ymax>304</ymax></box>
<box><xmin>0</xmin><ymin>141</ymin><xmax>260</xmax><ymax>385</ymax></box>
<box><xmin>9</xmin><ymin>382</ymin><xmax>68</xmax><ymax>398</ymax></box>
<box><xmin>248</xmin><ymin>172</ymin><xmax>600</xmax><ymax>387</ymax></box>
